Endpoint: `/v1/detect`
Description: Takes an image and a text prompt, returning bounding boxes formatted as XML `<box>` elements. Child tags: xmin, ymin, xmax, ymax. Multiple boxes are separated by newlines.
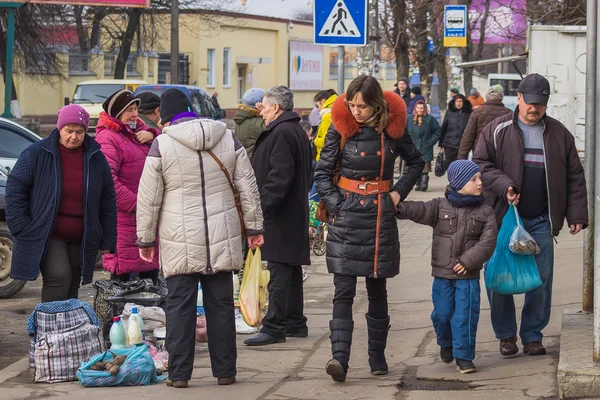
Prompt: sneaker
<box><xmin>499</xmin><ymin>336</ymin><xmax>518</xmax><ymax>356</ymax></box>
<box><xmin>217</xmin><ymin>376</ymin><xmax>236</xmax><ymax>385</ymax></box>
<box><xmin>302</xmin><ymin>269</ymin><xmax>309</xmax><ymax>281</ymax></box>
<box><xmin>523</xmin><ymin>341</ymin><xmax>546</xmax><ymax>356</ymax></box>
<box><xmin>166</xmin><ymin>379</ymin><xmax>188</xmax><ymax>388</ymax></box>
<box><xmin>456</xmin><ymin>359</ymin><xmax>477</xmax><ymax>374</ymax></box>
<box><xmin>440</xmin><ymin>347</ymin><xmax>454</xmax><ymax>364</ymax></box>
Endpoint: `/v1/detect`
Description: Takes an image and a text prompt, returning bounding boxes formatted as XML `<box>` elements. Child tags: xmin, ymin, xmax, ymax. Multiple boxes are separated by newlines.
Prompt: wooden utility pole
<box><xmin>170</xmin><ymin>0</ymin><xmax>180</xmax><ymax>84</ymax></box>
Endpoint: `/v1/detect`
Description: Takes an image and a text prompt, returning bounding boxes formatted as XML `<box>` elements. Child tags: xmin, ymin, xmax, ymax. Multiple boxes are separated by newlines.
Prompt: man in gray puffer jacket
<box><xmin>136</xmin><ymin>89</ymin><xmax>264</xmax><ymax>388</ymax></box>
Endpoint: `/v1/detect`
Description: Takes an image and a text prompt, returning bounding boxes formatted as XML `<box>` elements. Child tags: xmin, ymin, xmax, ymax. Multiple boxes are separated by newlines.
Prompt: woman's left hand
<box><xmin>135</xmin><ymin>130</ymin><xmax>155</xmax><ymax>145</ymax></box>
<box><xmin>389</xmin><ymin>191</ymin><xmax>401</xmax><ymax>209</ymax></box>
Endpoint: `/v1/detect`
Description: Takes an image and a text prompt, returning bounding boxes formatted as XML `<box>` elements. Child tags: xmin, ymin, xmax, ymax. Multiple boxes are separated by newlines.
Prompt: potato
<box><xmin>104</xmin><ymin>362</ymin><xmax>114</xmax><ymax>370</ymax></box>
<box><xmin>93</xmin><ymin>362</ymin><xmax>106</xmax><ymax>371</ymax></box>
<box><xmin>113</xmin><ymin>355</ymin><xmax>127</xmax><ymax>366</ymax></box>
<box><xmin>89</xmin><ymin>365</ymin><xmax>99</xmax><ymax>371</ymax></box>
<box><xmin>109</xmin><ymin>365</ymin><xmax>120</xmax><ymax>376</ymax></box>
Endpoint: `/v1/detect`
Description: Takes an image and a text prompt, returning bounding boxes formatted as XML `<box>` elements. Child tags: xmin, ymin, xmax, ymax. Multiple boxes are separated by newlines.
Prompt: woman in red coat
<box><xmin>95</xmin><ymin>89</ymin><xmax>160</xmax><ymax>283</ymax></box>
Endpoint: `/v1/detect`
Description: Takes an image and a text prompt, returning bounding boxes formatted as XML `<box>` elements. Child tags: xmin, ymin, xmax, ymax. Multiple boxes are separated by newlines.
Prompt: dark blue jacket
<box><xmin>5</xmin><ymin>130</ymin><xmax>117</xmax><ymax>285</ymax></box>
<box><xmin>408</xmin><ymin>94</ymin><xmax>426</xmax><ymax>114</ymax></box>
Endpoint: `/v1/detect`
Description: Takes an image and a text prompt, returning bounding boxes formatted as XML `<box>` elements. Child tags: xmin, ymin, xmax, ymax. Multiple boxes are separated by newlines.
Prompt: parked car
<box><xmin>133</xmin><ymin>84</ymin><xmax>226</xmax><ymax>120</ymax></box>
<box><xmin>69</xmin><ymin>79</ymin><xmax>148</xmax><ymax>135</ymax></box>
<box><xmin>0</xmin><ymin>118</ymin><xmax>40</xmax><ymax>298</ymax></box>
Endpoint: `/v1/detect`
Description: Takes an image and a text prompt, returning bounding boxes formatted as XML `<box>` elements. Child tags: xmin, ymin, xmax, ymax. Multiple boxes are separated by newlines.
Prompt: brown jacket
<box><xmin>458</xmin><ymin>100</ymin><xmax>512</xmax><ymax>160</ymax></box>
<box><xmin>397</xmin><ymin>197</ymin><xmax>497</xmax><ymax>279</ymax></box>
<box><xmin>472</xmin><ymin>109</ymin><xmax>588</xmax><ymax>236</ymax></box>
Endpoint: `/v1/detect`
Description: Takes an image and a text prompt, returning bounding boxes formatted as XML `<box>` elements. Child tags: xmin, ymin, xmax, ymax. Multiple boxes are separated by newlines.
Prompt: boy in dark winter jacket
<box><xmin>396</xmin><ymin>160</ymin><xmax>498</xmax><ymax>374</ymax></box>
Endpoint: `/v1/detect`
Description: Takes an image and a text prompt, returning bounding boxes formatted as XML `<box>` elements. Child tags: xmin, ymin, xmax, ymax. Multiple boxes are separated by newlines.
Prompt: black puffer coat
<box><xmin>315</xmin><ymin>92</ymin><xmax>425</xmax><ymax>278</ymax></box>
<box><xmin>439</xmin><ymin>94</ymin><xmax>473</xmax><ymax>150</ymax></box>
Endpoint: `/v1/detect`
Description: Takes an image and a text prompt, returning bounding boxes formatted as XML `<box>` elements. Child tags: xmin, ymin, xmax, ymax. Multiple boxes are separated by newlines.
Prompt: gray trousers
<box><xmin>39</xmin><ymin>240</ymin><xmax>82</xmax><ymax>302</ymax></box>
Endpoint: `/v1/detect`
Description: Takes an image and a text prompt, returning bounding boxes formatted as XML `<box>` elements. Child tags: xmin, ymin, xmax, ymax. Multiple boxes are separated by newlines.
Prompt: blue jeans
<box><xmin>486</xmin><ymin>215</ymin><xmax>554</xmax><ymax>345</ymax></box>
<box><xmin>431</xmin><ymin>277</ymin><xmax>481</xmax><ymax>361</ymax></box>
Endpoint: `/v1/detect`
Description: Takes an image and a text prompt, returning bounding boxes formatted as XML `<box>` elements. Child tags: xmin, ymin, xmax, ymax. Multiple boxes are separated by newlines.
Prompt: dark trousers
<box><xmin>260</xmin><ymin>262</ymin><xmax>307</xmax><ymax>337</ymax></box>
<box><xmin>111</xmin><ymin>269</ymin><xmax>159</xmax><ymax>285</ymax></box>
<box><xmin>40</xmin><ymin>240</ymin><xmax>82</xmax><ymax>302</ymax></box>
<box><xmin>333</xmin><ymin>274</ymin><xmax>388</xmax><ymax>320</ymax></box>
<box><xmin>165</xmin><ymin>271</ymin><xmax>236</xmax><ymax>381</ymax></box>
<box><xmin>444</xmin><ymin>147</ymin><xmax>459</xmax><ymax>169</ymax></box>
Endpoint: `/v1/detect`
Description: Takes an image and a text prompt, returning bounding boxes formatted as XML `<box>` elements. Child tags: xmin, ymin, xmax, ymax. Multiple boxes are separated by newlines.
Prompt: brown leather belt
<box><xmin>337</xmin><ymin>176</ymin><xmax>392</xmax><ymax>195</ymax></box>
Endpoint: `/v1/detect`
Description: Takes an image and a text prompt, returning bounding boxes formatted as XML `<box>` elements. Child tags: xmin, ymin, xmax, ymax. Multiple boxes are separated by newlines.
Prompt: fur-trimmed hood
<box><xmin>331</xmin><ymin>91</ymin><xmax>407</xmax><ymax>139</ymax></box>
<box><xmin>448</xmin><ymin>94</ymin><xmax>473</xmax><ymax>114</ymax></box>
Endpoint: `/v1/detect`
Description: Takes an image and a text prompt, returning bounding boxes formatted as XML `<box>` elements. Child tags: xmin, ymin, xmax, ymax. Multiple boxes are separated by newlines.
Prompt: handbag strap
<box><xmin>207</xmin><ymin>150</ymin><xmax>238</xmax><ymax>195</ymax></box>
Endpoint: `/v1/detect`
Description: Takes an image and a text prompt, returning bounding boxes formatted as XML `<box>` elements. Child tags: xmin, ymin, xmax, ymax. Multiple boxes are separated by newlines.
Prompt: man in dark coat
<box><xmin>244</xmin><ymin>86</ymin><xmax>312</xmax><ymax>346</ymax></box>
<box><xmin>394</xmin><ymin>77</ymin><xmax>411</xmax><ymax>109</ymax></box>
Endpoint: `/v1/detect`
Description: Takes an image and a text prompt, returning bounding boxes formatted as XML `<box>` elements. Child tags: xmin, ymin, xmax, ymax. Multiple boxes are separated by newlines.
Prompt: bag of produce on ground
<box><xmin>239</xmin><ymin>248</ymin><xmax>263</xmax><ymax>327</ymax></box>
<box><xmin>485</xmin><ymin>205</ymin><xmax>543</xmax><ymax>295</ymax></box>
<box><xmin>77</xmin><ymin>344</ymin><xmax>166</xmax><ymax>387</ymax></box>
<box><xmin>508</xmin><ymin>204</ymin><xmax>541</xmax><ymax>255</ymax></box>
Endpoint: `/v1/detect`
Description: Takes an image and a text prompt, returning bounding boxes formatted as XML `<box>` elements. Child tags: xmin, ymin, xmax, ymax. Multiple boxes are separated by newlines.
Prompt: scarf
<box><xmin>445</xmin><ymin>187</ymin><xmax>485</xmax><ymax>208</ymax></box>
<box><xmin>412</xmin><ymin>100</ymin><xmax>427</xmax><ymax>127</ymax></box>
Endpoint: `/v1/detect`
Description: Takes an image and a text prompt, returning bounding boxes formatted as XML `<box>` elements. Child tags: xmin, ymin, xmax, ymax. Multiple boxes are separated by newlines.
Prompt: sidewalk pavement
<box><xmin>0</xmin><ymin>174</ymin><xmax>583</xmax><ymax>399</ymax></box>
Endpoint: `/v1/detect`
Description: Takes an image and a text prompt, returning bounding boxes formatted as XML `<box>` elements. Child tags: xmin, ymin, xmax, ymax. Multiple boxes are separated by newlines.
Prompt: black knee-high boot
<box><xmin>366</xmin><ymin>314</ymin><xmax>390</xmax><ymax>375</ymax></box>
<box><xmin>326</xmin><ymin>319</ymin><xmax>354</xmax><ymax>382</ymax></box>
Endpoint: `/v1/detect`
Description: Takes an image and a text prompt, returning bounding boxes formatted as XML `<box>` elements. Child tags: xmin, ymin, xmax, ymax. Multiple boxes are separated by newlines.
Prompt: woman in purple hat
<box><xmin>5</xmin><ymin>104</ymin><xmax>117</xmax><ymax>302</ymax></box>
<box><xmin>95</xmin><ymin>89</ymin><xmax>161</xmax><ymax>284</ymax></box>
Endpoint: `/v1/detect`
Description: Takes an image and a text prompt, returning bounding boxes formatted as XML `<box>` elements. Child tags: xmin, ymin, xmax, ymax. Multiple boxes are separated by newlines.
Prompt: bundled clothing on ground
<box><xmin>313</xmin><ymin>94</ymin><xmax>338</xmax><ymax>161</ymax></box>
<box><xmin>6</xmin><ymin>130</ymin><xmax>117</xmax><ymax>292</ymax></box>
<box><xmin>95</xmin><ymin>112</ymin><xmax>161</xmax><ymax>277</ymax></box>
<box><xmin>135</xmin><ymin>113</ymin><xmax>264</xmax><ymax>382</ymax></box>
<box><xmin>458</xmin><ymin>100</ymin><xmax>512</xmax><ymax>160</ymax></box>
<box><xmin>233</xmin><ymin>104</ymin><xmax>265</xmax><ymax>160</ymax></box>
<box><xmin>440</xmin><ymin>95</ymin><xmax>473</xmax><ymax>167</ymax></box>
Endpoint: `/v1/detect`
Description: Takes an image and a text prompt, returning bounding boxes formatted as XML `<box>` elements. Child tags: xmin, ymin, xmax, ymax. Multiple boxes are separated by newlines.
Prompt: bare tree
<box><xmin>293</xmin><ymin>8</ymin><xmax>312</xmax><ymax>22</ymax></box>
<box><xmin>382</xmin><ymin>0</ymin><xmax>409</xmax><ymax>79</ymax></box>
<box><xmin>525</xmin><ymin>0</ymin><xmax>585</xmax><ymax>26</ymax></box>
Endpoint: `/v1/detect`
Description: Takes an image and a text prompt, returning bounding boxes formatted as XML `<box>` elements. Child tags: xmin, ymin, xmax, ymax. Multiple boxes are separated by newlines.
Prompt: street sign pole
<box><xmin>337</xmin><ymin>45</ymin><xmax>344</xmax><ymax>94</ymax></box>
<box><xmin>2</xmin><ymin>7</ymin><xmax>15</xmax><ymax>118</ymax></box>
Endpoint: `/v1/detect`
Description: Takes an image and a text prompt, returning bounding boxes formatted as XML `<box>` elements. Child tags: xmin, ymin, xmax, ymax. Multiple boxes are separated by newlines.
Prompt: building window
<box><xmin>207</xmin><ymin>48</ymin><xmax>216</xmax><ymax>87</ymax></box>
<box><xmin>223</xmin><ymin>48</ymin><xmax>231</xmax><ymax>87</ymax></box>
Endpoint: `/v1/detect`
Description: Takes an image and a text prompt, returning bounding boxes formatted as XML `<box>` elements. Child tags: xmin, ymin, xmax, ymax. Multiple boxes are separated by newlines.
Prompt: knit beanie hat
<box><xmin>397</xmin><ymin>77</ymin><xmax>410</xmax><ymax>87</ymax></box>
<box><xmin>160</xmin><ymin>89</ymin><xmax>193</xmax><ymax>125</ymax></box>
<box><xmin>243</xmin><ymin>88</ymin><xmax>265</xmax><ymax>108</ymax></box>
<box><xmin>447</xmin><ymin>160</ymin><xmax>480</xmax><ymax>190</ymax></box>
<box><xmin>486</xmin><ymin>84</ymin><xmax>505</xmax><ymax>102</ymax></box>
<box><xmin>136</xmin><ymin>92</ymin><xmax>161</xmax><ymax>111</ymax></box>
<box><xmin>450</xmin><ymin>88</ymin><xmax>460</xmax><ymax>95</ymax></box>
<box><xmin>411</xmin><ymin>86</ymin><xmax>422</xmax><ymax>95</ymax></box>
<box><xmin>57</xmin><ymin>104</ymin><xmax>90</xmax><ymax>132</ymax></box>
<box><xmin>470</xmin><ymin>88</ymin><xmax>478</xmax><ymax>96</ymax></box>
<box><xmin>102</xmin><ymin>89</ymin><xmax>141</xmax><ymax>119</ymax></box>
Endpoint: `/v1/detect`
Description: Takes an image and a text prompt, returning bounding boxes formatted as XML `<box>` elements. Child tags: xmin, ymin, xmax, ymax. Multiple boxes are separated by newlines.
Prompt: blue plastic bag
<box><xmin>76</xmin><ymin>344</ymin><xmax>166</xmax><ymax>387</ymax></box>
<box><xmin>485</xmin><ymin>204</ymin><xmax>543</xmax><ymax>295</ymax></box>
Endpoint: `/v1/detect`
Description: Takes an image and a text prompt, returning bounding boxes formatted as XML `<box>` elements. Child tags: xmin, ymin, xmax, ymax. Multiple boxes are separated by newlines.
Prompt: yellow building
<box><xmin>4</xmin><ymin>10</ymin><xmax>400</xmax><ymax>118</ymax></box>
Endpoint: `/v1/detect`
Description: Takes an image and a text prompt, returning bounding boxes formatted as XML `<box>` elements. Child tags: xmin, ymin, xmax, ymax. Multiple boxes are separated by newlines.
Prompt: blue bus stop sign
<box><xmin>314</xmin><ymin>0</ymin><xmax>368</xmax><ymax>46</ymax></box>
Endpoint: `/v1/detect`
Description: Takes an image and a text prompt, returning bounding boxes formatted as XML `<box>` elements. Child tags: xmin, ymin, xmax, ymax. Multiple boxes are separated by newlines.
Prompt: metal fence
<box><xmin>104</xmin><ymin>57</ymin><xmax>114</xmax><ymax>74</ymax></box>
<box><xmin>69</xmin><ymin>52</ymin><xmax>91</xmax><ymax>73</ymax></box>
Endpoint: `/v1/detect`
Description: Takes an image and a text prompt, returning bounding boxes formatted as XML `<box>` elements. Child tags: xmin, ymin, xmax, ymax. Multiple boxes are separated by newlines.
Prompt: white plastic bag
<box><xmin>235</xmin><ymin>309</ymin><xmax>258</xmax><ymax>334</ymax></box>
<box><xmin>508</xmin><ymin>204</ymin><xmax>541</xmax><ymax>255</ymax></box>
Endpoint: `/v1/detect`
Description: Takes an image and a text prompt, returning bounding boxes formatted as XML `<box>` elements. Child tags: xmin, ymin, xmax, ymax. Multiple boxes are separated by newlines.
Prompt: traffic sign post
<box><xmin>443</xmin><ymin>5</ymin><xmax>467</xmax><ymax>48</ymax></box>
<box><xmin>0</xmin><ymin>2</ymin><xmax>23</xmax><ymax>118</ymax></box>
<box><xmin>314</xmin><ymin>0</ymin><xmax>368</xmax><ymax>46</ymax></box>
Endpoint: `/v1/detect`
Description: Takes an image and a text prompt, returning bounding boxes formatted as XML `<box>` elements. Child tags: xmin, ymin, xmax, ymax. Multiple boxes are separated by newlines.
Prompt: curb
<box><xmin>0</xmin><ymin>356</ymin><xmax>29</xmax><ymax>385</ymax></box>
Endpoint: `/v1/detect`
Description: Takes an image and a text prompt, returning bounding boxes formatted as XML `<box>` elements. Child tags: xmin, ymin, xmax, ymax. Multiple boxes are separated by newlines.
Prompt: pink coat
<box><xmin>95</xmin><ymin>112</ymin><xmax>160</xmax><ymax>275</ymax></box>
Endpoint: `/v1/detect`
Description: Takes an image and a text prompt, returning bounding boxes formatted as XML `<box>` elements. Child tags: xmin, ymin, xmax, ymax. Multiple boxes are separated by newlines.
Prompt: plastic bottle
<box><xmin>131</xmin><ymin>307</ymin><xmax>145</xmax><ymax>341</ymax></box>
<box><xmin>109</xmin><ymin>316</ymin><xmax>127</xmax><ymax>349</ymax></box>
<box><xmin>127</xmin><ymin>313</ymin><xmax>143</xmax><ymax>347</ymax></box>
<box><xmin>197</xmin><ymin>283</ymin><xmax>205</xmax><ymax>316</ymax></box>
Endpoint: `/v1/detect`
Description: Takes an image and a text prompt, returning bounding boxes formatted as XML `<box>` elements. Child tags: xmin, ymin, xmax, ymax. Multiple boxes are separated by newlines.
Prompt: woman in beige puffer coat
<box><xmin>136</xmin><ymin>89</ymin><xmax>264</xmax><ymax>388</ymax></box>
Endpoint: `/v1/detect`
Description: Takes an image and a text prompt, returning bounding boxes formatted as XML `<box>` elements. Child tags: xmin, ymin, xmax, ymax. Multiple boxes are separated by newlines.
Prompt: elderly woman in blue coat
<box><xmin>5</xmin><ymin>104</ymin><xmax>117</xmax><ymax>302</ymax></box>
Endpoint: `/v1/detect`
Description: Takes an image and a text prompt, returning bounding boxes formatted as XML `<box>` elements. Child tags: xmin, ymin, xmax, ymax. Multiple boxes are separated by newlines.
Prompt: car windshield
<box><xmin>73</xmin><ymin>84</ymin><xmax>125</xmax><ymax>104</ymax></box>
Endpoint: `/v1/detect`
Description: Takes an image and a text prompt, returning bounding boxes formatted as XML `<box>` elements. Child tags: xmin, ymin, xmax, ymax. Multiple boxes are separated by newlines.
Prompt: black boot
<box><xmin>414</xmin><ymin>179</ymin><xmax>422</xmax><ymax>191</ymax></box>
<box><xmin>420</xmin><ymin>174</ymin><xmax>429</xmax><ymax>192</ymax></box>
<box><xmin>366</xmin><ymin>314</ymin><xmax>390</xmax><ymax>375</ymax></box>
<box><xmin>326</xmin><ymin>319</ymin><xmax>353</xmax><ymax>383</ymax></box>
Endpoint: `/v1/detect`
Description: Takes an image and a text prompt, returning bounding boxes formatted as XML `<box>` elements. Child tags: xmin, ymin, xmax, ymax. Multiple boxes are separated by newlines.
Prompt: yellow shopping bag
<box><xmin>240</xmin><ymin>248</ymin><xmax>265</xmax><ymax>327</ymax></box>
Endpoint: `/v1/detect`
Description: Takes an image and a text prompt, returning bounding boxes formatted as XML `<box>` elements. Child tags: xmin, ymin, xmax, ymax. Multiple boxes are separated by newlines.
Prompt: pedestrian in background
<box><xmin>315</xmin><ymin>75</ymin><xmax>424</xmax><ymax>382</ymax></box>
<box><xmin>6</xmin><ymin>104</ymin><xmax>117</xmax><ymax>302</ymax></box>
<box><xmin>233</xmin><ymin>88</ymin><xmax>266</xmax><ymax>160</ymax></box>
<box><xmin>135</xmin><ymin>92</ymin><xmax>162</xmax><ymax>131</ymax></box>
<box><xmin>473</xmin><ymin>73</ymin><xmax>588</xmax><ymax>357</ymax></box>
<box><xmin>313</xmin><ymin>89</ymin><xmax>338</xmax><ymax>161</ymax></box>
<box><xmin>406</xmin><ymin>100</ymin><xmax>440</xmax><ymax>192</ymax></box>
<box><xmin>136</xmin><ymin>89</ymin><xmax>264</xmax><ymax>388</ymax></box>
<box><xmin>397</xmin><ymin>160</ymin><xmax>497</xmax><ymax>374</ymax></box>
<box><xmin>244</xmin><ymin>86</ymin><xmax>312</xmax><ymax>347</ymax></box>
<box><xmin>458</xmin><ymin>85</ymin><xmax>512</xmax><ymax>160</ymax></box>
<box><xmin>468</xmin><ymin>88</ymin><xmax>485</xmax><ymax>109</ymax></box>
<box><xmin>394</xmin><ymin>77</ymin><xmax>411</xmax><ymax>109</ymax></box>
<box><xmin>439</xmin><ymin>94</ymin><xmax>472</xmax><ymax>169</ymax></box>
<box><xmin>449</xmin><ymin>88</ymin><xmax>460</xmax><ymax>100</ymax></box>
<box><xmin>308</xmin><ymin>105</ymin><xmax>321</xmax><ymax>135</ymax></box>
<box><xmin>95</xmin><ymin>89</ymin><xmax>161</xmax><ymax>284</ymax></box>
<box><xmin>407</xmin><ymin>86</ymin><xmax>425</xmax><ymax>114</ymax></box>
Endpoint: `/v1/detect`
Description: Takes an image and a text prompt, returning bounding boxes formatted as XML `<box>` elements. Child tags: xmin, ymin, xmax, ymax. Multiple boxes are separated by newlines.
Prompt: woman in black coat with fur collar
<box><xmin>315</xmin><ymin>75</ymin><xmax>425</xmax><ymax>382</ymax></box>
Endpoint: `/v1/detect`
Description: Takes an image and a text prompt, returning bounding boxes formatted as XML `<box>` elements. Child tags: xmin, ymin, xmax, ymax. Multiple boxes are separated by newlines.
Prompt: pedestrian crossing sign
<box><xmin>314</xmin><ymin>0</ymin><xmax>367</xmax><ymax>46</ymax></box>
